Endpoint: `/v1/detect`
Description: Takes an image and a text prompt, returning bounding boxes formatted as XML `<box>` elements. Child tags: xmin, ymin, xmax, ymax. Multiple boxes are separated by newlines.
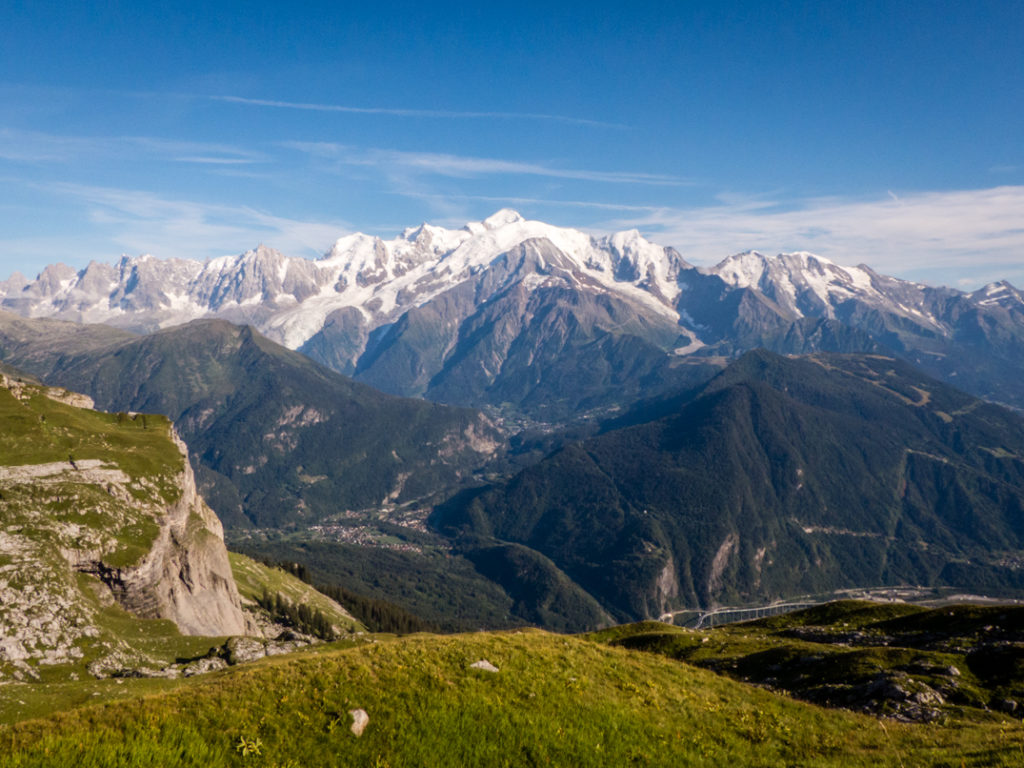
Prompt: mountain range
<box><xmin>4</xmin><ymin>210</ymin><xmax>1023</xmax><ymax>416</ymax></box>
<box><xmin>4</xmin><ymin>211</ymin><xmax>1024</xmax><ymax>631</ymax></box>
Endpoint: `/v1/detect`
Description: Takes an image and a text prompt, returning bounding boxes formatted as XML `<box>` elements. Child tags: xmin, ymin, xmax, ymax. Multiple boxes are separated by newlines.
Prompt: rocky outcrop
<box><xmin>86</xmin><ymin>430</ymin><xmax>247</xmax><ymax>637</ymax></box>
<box><xmin>0</xmin><ymin>375</ymin><xmax>249</xmax><ymax>680</ymax></box>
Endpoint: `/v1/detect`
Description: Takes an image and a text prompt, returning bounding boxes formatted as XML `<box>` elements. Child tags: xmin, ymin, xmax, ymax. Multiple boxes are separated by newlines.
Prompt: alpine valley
<box><xmin>3</xmin><ymin>211</ymin><xmax>1024</xmax><ymax>634</ymax></box>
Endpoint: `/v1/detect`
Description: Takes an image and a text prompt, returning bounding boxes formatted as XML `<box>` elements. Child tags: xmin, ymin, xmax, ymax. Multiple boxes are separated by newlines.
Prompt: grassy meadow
<box><xmin>2</xmin><ymin>629</ymin><xmax>1023</xmax><ymax>767</ymax></box>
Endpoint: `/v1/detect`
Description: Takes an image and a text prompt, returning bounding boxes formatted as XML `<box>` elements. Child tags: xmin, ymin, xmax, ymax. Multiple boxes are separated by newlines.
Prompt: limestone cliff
<box><xmin>0</xmin><ymin>372</ymin><xmax>247</xmax><ymax>680</ymax></box>
<box><xmin>85</xmin><ymin>430</ymin><xmax>247</xmax><ymax>637</ymax></box>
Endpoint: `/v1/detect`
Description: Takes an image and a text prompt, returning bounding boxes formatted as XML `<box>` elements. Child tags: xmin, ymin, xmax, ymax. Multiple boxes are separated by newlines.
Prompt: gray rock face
<box><xmin>225</xmin><ymin>636</ymin><xmax>267</xmax><ymax>664</ymax></box>
<box><xmin>0</xmin><ymin>376</ymin><xmax>248</xmax><ymax>680</ymax></box>
<box><xmin>90</xmin><ymin>430</ymin><xmax>247</xmax><ymax>637</ymax></box>
<box><xmin>182</xmin><ymin>657</ymin><xmax>229</xmax><ymax>677</ymax></box>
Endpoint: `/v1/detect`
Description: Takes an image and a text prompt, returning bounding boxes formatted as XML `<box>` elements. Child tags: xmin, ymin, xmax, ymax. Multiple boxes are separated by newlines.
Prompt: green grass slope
<box><xmin>0</xmin><ymin>376</ymin><xmax>181</xmax><ymax>496</ymax></box>
<box><xmin>228</xmin><ymin>553</ymin><xmax>364</xmax><ymax>635</ymax></box>
<box><xmin>4</xmin><ymin>629</ymin><xmax>1024</xmax><ymax>767</ymax></box>
<box><xmin>593</xmin><ymin>600</ymin><xmax>1024</xmax><ymax>723</ymax></box>
<box><xmin>229</xmin><ymin>538</ymin><xmax>519</xmax><ymax>632</ymax></box>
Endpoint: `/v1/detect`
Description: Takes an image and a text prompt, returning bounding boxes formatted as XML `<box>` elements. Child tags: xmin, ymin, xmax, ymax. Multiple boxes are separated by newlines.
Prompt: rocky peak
<box><xmin>711</xmin><ymin>251</ymin><xmax>890</xmax><ymax>320</ymax></box>
<box><xmin>26</xmin><ymin>263</ymin><xmax>77</xmax><ymax>298</ymax></box>
<box><xmin>971</xmin><ymin>280</ymin><xmax>1024</xmax><ymax>310</ymax></box>
<box><xmin>711</xmin><ymin>250</ymin><xmax>772</xmax><ymax>288</ymax></box>
<box><xmin>0</xmin><ymin>271</ymin><xmax>26</xmax><ymax>293</ymax></box>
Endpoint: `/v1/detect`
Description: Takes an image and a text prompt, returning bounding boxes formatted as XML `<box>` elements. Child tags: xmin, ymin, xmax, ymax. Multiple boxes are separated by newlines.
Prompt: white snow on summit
<box><xmin>2</xmin><ymin>210</ymin><xmax>1014</xmax><ymax>358</ymax></box>
<box><xmin>971</xmin><ymin>281</ymin><xmax>1024</xmax><ymax>310</ymax></box>
<box><xmin>710</xmin><ymin>250</ymin><xmax>892</xmax><ymax>319</ymax></box>
<box><xmin>0</xmin><ymin>211</ymin><xmax>689</xmax><ymax>350</ymax></box>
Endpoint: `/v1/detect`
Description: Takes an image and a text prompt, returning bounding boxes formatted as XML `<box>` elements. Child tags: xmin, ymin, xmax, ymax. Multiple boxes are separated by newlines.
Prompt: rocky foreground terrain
<box><xmin>0</xmin><ymin>371</ymin><xmax>357</xmax><ymax>682</ymax></box>
<box><xmin>595</xmin><ymin>600</ymin><xmax>1024</xmax><ymax>724</ymax></box>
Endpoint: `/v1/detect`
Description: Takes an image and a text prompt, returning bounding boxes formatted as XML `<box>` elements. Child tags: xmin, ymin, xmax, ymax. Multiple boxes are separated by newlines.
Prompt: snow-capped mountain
<box><xmin>709</xmin><ymin>250</ymin><xmax>946</xmax><ymax>332</ymax></box>
<box><xmin>3</xmin><ymin>210</ymin><xmax>1024</xmax><ymax>414</ymax></box>
<box><xmin>1</xmin><ymin>209</ymin><xmax>687</xmax><ymax>348</ymax></box>
<box><xmin>969</xmin><ymin>280</ymin><xmax>1024</xmax><ymax>312</ymax></box>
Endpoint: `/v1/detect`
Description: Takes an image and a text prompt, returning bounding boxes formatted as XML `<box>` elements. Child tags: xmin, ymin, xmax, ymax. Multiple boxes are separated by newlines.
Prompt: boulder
<box><xmin>226</xmin><ymin>636</ymin><xmax>267</xmax><ymax>665</ymax></box>
<box><xmin>349</xmin><ymin>708</ymin><xmax>369</xmax><ymax>737</ymax></box>
<box><xmin>183</xmin><ymin>657</ymin><xmax>228</xmax><ymax>677</ymax></box>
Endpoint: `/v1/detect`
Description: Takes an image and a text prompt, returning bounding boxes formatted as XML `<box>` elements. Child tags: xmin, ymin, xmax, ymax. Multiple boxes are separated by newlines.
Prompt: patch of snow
<box><xmin>673</xmin><ymin>338</ymin><xmax>705</xmax><ymax>355</ymax></box>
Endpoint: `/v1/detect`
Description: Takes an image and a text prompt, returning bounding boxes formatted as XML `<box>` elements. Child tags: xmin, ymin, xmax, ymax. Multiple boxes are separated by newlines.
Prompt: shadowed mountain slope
<box><xmin>436</xmin><ymin>351</ymin><xmax>1024</xmax><ymax>625</ymax></box>
<box><xmin>0</xmin><ymin>315</ymin><xmax>501</xmax><ymax>528</ymax></box>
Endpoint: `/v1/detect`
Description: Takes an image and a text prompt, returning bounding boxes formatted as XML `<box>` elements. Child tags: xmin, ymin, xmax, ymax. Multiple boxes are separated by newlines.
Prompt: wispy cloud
<box><xmin>0</xmin><ymin>128</ymin><xmax>265</xmax><ymax>166</ymax></box>
<box><xmin>615</xmin><ymin>186</ymin><xmax>1024</xmax><ymax>288</ymax></box>
<box><xmin>43</xmin><ymin>182</ymin><xmax>348</xmax><ymax>261</ymax></box>
<box><xmin>285</xmin><ymin>142</ymin><xmax>686</xmax><ymax>186</ymax></box>
<box><xmin>0</xmin><ymin>128</ymin><xmax>104</xmax><ymax>162</ymax></box>
<box><xmin>210</xmin><ymin>95</ymin><xmax>627</xmax><ymax>129</ymax></box>
<box><xmin>420</xmin><ymin>193</ymin><xmax>664</xmax><ymax>213</ymax></box>
<box><xmin>125</xmin><ymin>137</ymin><xmax>266</xmax><ymax>165</ymax></box>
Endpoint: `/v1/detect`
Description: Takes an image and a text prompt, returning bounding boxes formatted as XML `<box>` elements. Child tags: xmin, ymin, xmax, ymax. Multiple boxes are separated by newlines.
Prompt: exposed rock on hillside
<box><xmin>83</xmin><ymin>429</ymin><xmax>247</xmax><ymax>637</ymax></box>
<box><xmin>0</xmin><ymin>372</ymin><xmax>246</xmax><ymax>680</ymax></box>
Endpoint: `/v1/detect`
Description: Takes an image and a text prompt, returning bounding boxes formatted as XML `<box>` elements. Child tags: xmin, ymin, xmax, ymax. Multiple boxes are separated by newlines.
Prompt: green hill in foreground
<box><xmin>0</xmin><ymin>368</ymin><xmax>360</xmax><ymax>684</ymax></box>
<box><xmin>3</xmin><ymin>624</ymin><xmax>1024</xmax><ymax>767</ymax></box>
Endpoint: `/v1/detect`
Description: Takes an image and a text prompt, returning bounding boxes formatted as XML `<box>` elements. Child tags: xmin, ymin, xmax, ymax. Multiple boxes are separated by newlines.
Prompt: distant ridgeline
<box><xmin>0</xmin><ymin>315</ymin><xmax>501</xmax><ymax>529</ymax></box>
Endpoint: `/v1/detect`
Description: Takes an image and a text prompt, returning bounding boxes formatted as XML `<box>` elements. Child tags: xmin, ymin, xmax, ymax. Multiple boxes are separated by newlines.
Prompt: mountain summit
<box><xmin>0</xmin><ymin>210</ymin><xmax>688</xmax><ymax>348</ymax></box>
<box><xmin>3</xmin><ymin>212</ymin><xmax>1024</xmax><ymax>414</ymax></box>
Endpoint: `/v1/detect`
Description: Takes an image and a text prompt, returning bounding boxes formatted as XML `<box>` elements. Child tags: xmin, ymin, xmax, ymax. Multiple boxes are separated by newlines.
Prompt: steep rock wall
<box><xmin>91</xmin><ymin>430</ymin><xmax>247</xmax><ymax>636</ymax></box>
<box><xmin>0</xmin><ymin>374</ymin><xmax>249</xmax><ymax>680</ymax></box>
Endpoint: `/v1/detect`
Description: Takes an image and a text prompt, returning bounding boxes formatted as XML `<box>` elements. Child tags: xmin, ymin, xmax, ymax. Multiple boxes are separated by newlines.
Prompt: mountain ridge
<box><xmin>435</xmin><ymin>350</ymin><xmax>1024</xmax><ymax>626</ymax></box>
<box><xmin>4</xmin><ymin>211</ymin><xmax>1023</xmax><ymax>414</ymax></box>
<box><xmin>0</xmin><ymin>313</ymin><xmax>501</xmax><ymax>528</ymax></box>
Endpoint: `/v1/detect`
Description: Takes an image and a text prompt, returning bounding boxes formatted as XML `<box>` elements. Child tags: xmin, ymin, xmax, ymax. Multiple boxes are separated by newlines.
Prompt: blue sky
<box><xmin>1</xmin><ymin>0</ymin><xmax>1021</xmax><ymax>288</ymax></box>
